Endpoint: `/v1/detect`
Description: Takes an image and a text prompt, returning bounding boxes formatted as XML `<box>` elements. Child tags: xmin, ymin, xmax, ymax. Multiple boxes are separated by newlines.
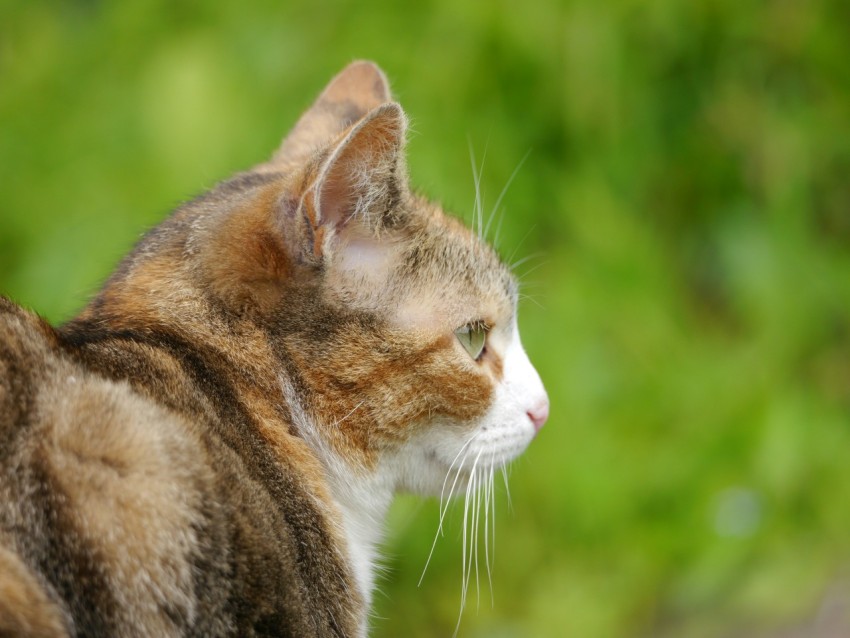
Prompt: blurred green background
<box><xmin>2</xmin><ymin>1</ymin><xmax>849</xmax><ymax>636</ymax></box>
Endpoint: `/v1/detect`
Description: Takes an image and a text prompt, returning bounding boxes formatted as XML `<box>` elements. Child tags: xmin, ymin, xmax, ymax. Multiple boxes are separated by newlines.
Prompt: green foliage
<box><xmin>1</xmin><ymin>1</ymin><xmax>848</xmax><ymax>635</ymax></box>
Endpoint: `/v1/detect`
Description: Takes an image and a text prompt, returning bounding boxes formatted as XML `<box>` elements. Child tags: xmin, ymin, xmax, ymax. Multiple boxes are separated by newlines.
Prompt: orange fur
<box><xmin>0</xmin><ymin>546</ymin><xmax>67</xmax><ymax>637</ymax></box>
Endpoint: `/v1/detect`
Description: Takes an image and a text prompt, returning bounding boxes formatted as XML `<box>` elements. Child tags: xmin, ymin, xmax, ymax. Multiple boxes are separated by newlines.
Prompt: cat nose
<box><xmin>527</xmin><ymin>398</ymin><xmax>549</xmax><ymax>433</ymax></box>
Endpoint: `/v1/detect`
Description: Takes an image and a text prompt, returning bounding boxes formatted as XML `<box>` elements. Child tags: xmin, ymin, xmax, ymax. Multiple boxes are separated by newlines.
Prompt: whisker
<box><xmin>519</xmin><ymin>295</ymin><xmax>545</xmax><ymax>310</ymax></box>
<box><xmin>485</xmin><ymin>149</ymin><xmax>531</xmax><ymax>241</ymax></box>
<box><xmin>460</xmin><ymin>465</ymin><xmax>474</xmax><ymax>608</ymax></box>
<box><xmin>490</xmin><ymin>467</ymin><xmax>496</xmax><ymax>565</ymax></box>
<box><xmin>483</xmin><ymin>457</ymin><xmax>494</xmax><ymax>605</ymax></box>
<box><xmin>516</xmin><ymin>259</ymin><xmax>550</xmax><ymax>281</ymax></box>
<box><xmin>510</xmin><ymin>251</ymin><xmax>546</xmax><ymax>271</ymax></box>
<box><xmin>490</xmin><ymin>462</ymin><xmax>496</xmax><ymax>607</ymax></box>
<box><xmin>517</xmin><ymin>286</ymin><xmax>546</xmax><ymax>295</ymax></box>
<box><xmin>419</xmin><ymin>434</ymin><xmax>477</xmax><ymax>586</ymax></box>
<box><xmin>505</xmin><ymin>225</ymin><xmax>537</xmax><ymax>267</ymax></box>
<box><xmin>438</xmin><ymin>442</ymin><xmax>476</xmax><ymax>531</ymax></box>
<box><xmin>473</xmin><ymin>465</ymin><xmax>481</xmax><ymax>610</ymax></box>
<box><xmin>493</xmin><ymin>207</ymin><xmax>507</xmax><ymax>249</ymax></box>
<box><xmin>517</xmin><ymin>291</ymin><xmax>545</xmax><ymax>300</ymax></box>
<box><xmin>438</xmin><ymin>435</ymin><xmax>477</xmax><ymax>527</ymax></box>
<box><xmin>456</xmin><ymin>448</ymin><xmax>483</xmax><ymax>636</ymax></box>
<box><xmin>467</xmin><ymin>137</ymin><xmax>489</xmax><ymax>240</ymax></box>
<box><xmin>483</xmin><ymin>463</ymin><xmax>490</xmax><ymax>578</ymax></box>
<box><xmin>468</xmin><ymin>142</ymin><xmax>478</xmax><ymax>236</ymax></box>
<box><xmin>462</xmin><ymin>452</ymin><xmax>482</xmax><ymax>602</ymax></box>
<box><xmin>331</xmin><ymin>400</ymin><xmax>364</xmax><ymax>428</ymax></box>
<box><xmin>501</xmin><ymin>465</ymin><xmax>513</xmax><ymax>513</ymax></box>
<box><xmin>422</xmin><ymin>437</ymin><xmax>516</xmax><ymax>632</ymax></box>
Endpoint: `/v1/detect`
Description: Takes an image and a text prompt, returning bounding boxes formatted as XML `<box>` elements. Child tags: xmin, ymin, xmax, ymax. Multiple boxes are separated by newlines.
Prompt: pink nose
<box><xmin>527</xmin><ymin>399</ymin><xmax>549</xmax><ymax>433</ymax></box>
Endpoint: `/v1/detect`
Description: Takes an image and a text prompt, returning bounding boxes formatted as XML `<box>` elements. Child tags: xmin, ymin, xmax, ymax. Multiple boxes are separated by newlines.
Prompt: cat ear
<box><xmin>294</xmin><ymin>101</ymin><xmax>407</xmax><ymax>262</ymax></box>
<box><xmin>270</xmin><ymin>61</ymin><xmax>392</xmax><ymax>169</ymax></box>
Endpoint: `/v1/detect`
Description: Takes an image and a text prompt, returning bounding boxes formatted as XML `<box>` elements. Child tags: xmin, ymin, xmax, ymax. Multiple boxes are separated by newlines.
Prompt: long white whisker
<box><xmin>460</xmin><ymin>466</ymin><xmax>474</xmax><ymax>608</ymax></box>
<box><xmin>501</xmin><ymin>465</ymin><xmax>513</xmax><ymax>513</ymax></box>
<box><xmin>506</xmin><ymin>224</ymin><xmax>537</xmax><ymax>268</ymax></box>
<box><xmin>438</xmin><ymin>435</ymin><xmax>477</xmax><ymax>524</ymax></box>
<box><xmin>468</xmin><ymin>137</ymin><xmax>490</xmax><ymax>239</ymax></box>
<box><xmin>462</xmin><ymin>452</ymin><xmax>482</xmax><ymax>602</ymax></box>
<box><xmin>516</xmin><ymin>260</ymin><xmax>550</xmax><ymax>282</ymax></box>
<box><xmin>491</xmin><ymin>462</ymin><xmax>497</xmax><ymax>605</ymax></box>
<box><xmin>332</xmin><ymin>400</ymin><xmax>364</xmax><ymax>427</ymax></box>
<box><xmin>469</xmin><ymin>148</ymin><xmax>480</xmax><ymax>240</ymax></box>
<box><xmin>519</xmin><ymin>295</ymin><xmax>545</xmax><ymax>310</ymax></box>
<box><xmin>485</xmin><ymin>149</ymin><xmax>531</xmax><ymax>240</ymax></box>
<box><xmin>490</xmin><ymin>467</ymin><xmax>496</xmax><ymax>565</ymax></box>
<box><xmin>511</xmin><ymin>251</ymin><xmax>546</xmax><ymax>271</ymax></box>
<box><xmin>438</xmin><ymin>442</ymin><xmax>476</xmax><ymax>532</ymax></box>
<box><xmin>456</xmin><ymin>448</ymin><xmax>484</xmax><ymax>636</ymax></box>
<box><xmin>468</xmin><ymin>142</ymin><xmax>478</xmax><ymax>237</ymax></box>
<box><xmin>483</xmin><ymin>462</ymin><xmax>490</xmax><ymax>583</ymax></box>
<box><xmin>419</xmin><ymin>434</ymin><xmax>478</xmax><ymax>586</ymax></box>
<box><xmin>484</xmin><ymin>457</ymin><xmax>494</xmax><ymax>605</ymax></box>
<box><xmin>471</xmin><ymin>468</ymin><xmax>476</xmax><ymax>609</ymax></box>
<box><xmin>518</xmin><ymin>291</ymin><xmax>545</xmax><ymax>300</ymax></box>
<box><xmin>493</xmin><ymin>206</ymin><xmax>508</xmax><ymax>249</ymax></box>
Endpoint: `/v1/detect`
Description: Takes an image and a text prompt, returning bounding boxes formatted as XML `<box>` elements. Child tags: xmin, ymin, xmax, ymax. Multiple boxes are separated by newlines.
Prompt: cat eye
<box><xmin>454</xmin><ymin>322</ymin><xmax>488</xmax><ymax>360</ymax></box>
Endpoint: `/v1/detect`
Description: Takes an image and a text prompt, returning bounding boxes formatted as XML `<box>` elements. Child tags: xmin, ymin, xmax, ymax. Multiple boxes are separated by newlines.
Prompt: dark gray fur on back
<box><xmin>0</xmin><ymin>293</ymin><xmax>357</xmax><ymax>637</ymax></box>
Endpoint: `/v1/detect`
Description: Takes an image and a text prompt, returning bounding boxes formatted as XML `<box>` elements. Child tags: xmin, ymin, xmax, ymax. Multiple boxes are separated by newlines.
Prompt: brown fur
<box><xmin>0</xmin><ymin>546</ymin><xmax>67</xmax><ymax>638</ymax></box>
<box><xmin>0</xmin><ymin>61</ymin><xmax>519</xmax><ymax>636</ymax></box>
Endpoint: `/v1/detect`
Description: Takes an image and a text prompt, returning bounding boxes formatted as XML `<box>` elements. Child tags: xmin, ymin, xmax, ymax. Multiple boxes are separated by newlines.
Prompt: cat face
<box><xmin>362</xmin><ymin>209</ymin><xmax>549</xmax><ymax>496</ymax></box>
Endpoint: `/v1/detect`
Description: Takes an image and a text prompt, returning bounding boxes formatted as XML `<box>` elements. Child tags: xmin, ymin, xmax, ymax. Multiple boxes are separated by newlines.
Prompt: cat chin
<box><xmin>390</xmin><ymin>421</ymin><xmax>534</xmax><ymax>497</ymax></box>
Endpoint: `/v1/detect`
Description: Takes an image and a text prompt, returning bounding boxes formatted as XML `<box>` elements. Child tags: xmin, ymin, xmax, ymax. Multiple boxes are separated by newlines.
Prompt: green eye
<box><xmin>454</xmin><ymin>322</ymin><xmax>488</xmax><ymax>360</ymax></box>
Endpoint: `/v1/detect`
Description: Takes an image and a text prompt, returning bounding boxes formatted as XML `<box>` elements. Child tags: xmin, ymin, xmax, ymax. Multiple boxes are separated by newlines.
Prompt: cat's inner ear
<box><xmin>302</xmin><ymin>102</ymin><xmax>408</xmax><ymax>298</ymax></box>
<box><xmin>270</xmin><ymin>61</ymin><xmax>392</xmax><ymax>170</ymax></box>
<box><xmin>311</xmin><ymin>102</ymin><xmax>406</xmax><ymax>234</ymax></box>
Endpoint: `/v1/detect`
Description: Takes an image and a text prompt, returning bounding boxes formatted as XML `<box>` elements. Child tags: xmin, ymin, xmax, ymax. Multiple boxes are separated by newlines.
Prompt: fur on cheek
<box><xmin>285</xmin><ymin>326</ymin><xmax>495</xmax><ymax>465</ymax></box>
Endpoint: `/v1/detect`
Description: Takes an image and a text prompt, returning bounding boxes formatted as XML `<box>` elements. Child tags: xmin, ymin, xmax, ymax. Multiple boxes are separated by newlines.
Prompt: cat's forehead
<box><xmin>390</xmin><ymin>200</ymin><xmax>516</xmax><ymax>332</ymax></box>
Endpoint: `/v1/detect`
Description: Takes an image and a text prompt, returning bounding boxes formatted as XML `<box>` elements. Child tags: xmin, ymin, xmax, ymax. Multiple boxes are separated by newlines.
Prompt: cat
<box><xmin>0</xmin><ymin>60</ymin><xmax>549</xmax><ymax>637</ymax></box>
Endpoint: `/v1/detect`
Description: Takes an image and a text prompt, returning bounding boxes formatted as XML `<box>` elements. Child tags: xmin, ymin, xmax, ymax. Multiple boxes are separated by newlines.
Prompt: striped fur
<box><xmin>0</xmin><ymin>61</ymin><xmax>548</xmax><ymax>636</ymax></box>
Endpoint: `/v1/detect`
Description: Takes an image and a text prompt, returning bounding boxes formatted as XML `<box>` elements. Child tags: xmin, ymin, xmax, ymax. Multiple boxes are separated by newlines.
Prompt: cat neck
<box><xmin>328</xmin><ymin>460</ymin><xmax>395</xmax><ymax>610</ymax></box>
<box><xmin>278</xmin><ymin>374</ymin><xmax>395</xmax><ymax>613</ymax></box>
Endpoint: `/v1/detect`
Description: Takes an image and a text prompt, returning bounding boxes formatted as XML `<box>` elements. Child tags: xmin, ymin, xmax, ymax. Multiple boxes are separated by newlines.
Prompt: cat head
<box><xmin>249</xmin><ymin>61</ymin><xmax>550</xmax><ymax>494</ymax></box>
<box><xmin>89</xmin><ymin>61</ymin><xmax>548</xmax><ymax>496</ymax></box>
